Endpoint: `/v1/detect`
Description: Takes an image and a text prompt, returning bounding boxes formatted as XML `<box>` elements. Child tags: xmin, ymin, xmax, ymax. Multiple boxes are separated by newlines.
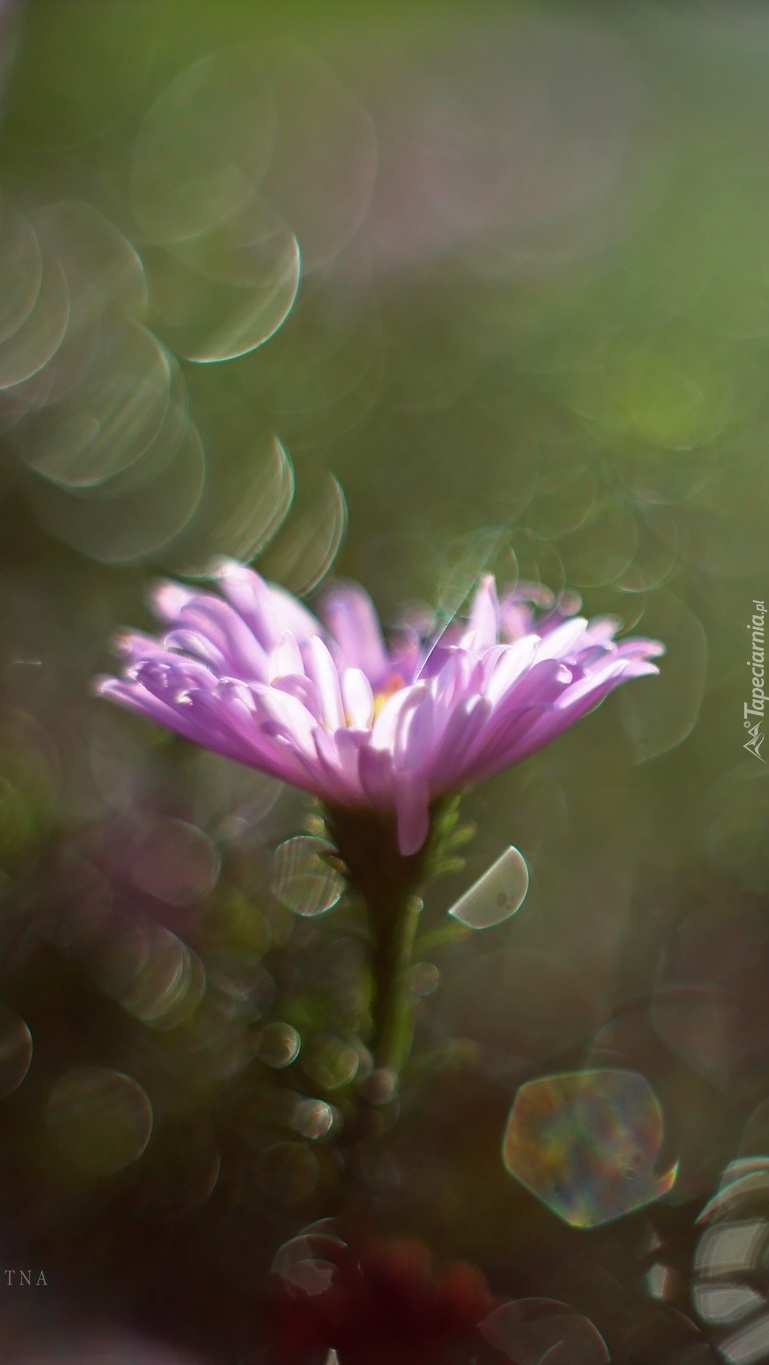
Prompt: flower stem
<box><xmin>320</xmin><ymin>800</ymin><xmax>465</xmax><ymax>1206</ymax></box>
<box><xmin>367</xmin><ymin>891</ymin><xmax>422</xmax><ymax>1077</ymax></box>
<box><xmin>322</xmin><ymin>805</ymin><xmax>435</xmax><ymax>1086</ymax></box>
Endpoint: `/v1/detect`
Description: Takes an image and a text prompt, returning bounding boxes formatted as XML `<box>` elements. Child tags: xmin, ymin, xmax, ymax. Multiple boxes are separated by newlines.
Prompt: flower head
<box><xmin>96</xmin><ymin>561</ymin><xmax>663</xmax><ymax>856</ymax></box>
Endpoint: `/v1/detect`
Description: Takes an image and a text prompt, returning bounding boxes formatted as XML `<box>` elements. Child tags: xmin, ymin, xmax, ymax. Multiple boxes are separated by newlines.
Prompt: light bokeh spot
<box><xmin>694</xmin><ymin>1159</ymin><xmax>769</xmax><ymax>1365</ymax></box>
<box><xmin>258</xmin><ymin>1022</ymin><xmax>301</xmax><ymax>1069</ymax></box>
<box><xmin>271</xmin><ymin>835</ymin><xmax>345</xmax><ymax>917</ymax></box>
<box><xmin>448</xmin><ymin>845</ymin><xmax>529</xmax><ymax>929</ymax></box>
<box><xmin>0</xmin><ymin>1008</ymin><xmax>33</xmax><ymax>1098</ymax></box>
<box><xmin>46</xmin><ymin>1066</ymin><xmax>153</xmax><ymax>1176</ymax></box>
<box><xmin>503</xmin><ymin>1068</ymin><xmax>677</xmax><ymax>1227</ymax></box>
<box><xmin>480</xmin><ymin>1297</ymin><xmax>610</xmax><ymax>1364</ymax></box>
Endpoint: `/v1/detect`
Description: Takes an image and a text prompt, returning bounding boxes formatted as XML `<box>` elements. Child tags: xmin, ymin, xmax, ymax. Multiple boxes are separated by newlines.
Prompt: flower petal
<box><xmin>150</xmin><ymin>580</ymin><xmax>197</xmax><ymax>623</ymax></box>
<box><xmin>533</xmin><ymin>616</ymin><xmax>590</xmax><ymax>662</ymax></box>
<box><xmin>341</xmin><ymin>667</ymin><xmax>374</xmax><ymax>730</ymax></box>
<box><xmin>269</xmin><ymin>632</ymin><xmax>305</xmax><ymax>681</ymax></box>
<box><xmin>358</xmin><ymin>743</ymin><xmax>394</xmax><ymax>809</ymax></box>
<box><xmin>394</xmin><ymin>687</ymin><xmax>434</xmax><ymax>774</ymax></box>
<box><xmin>216</xmin><ymin>559</ymin><xmax>319</xmax><ymax>649</ymax></box>
<box><xmin>172</xmin><ymin>598</ymin><xmax>270</xmax><ymax>679</ymax></box>
<box><xmin>429</xmin><ymin>695</ymin><xmax>492</xmax><ymax>789</ymax></box>
<box><xmin>371</xmin><ymin>684</ymin><xmax>425</xmax><ymax>753</ymax></box>
<box><xmin>462</xmin><ymin>574</ymin><xmax>499</xmax><ymax>650</ymax></box>
<box><xmin>252</xmin><ymin>685</ymin><xmax>318</xmax><ymax>759</ymax></box>
<box><xmin>98</xmin><ymin>561</ymin><xmax>665</xmax><ymax>833</ymax></box>
<box><xmin>394</xmin><ymin>771</ymin><xmax>431</xmax><ymax>855</ymax></box>
<box><xmin>320</xmin><ymin>582</ymin><xmax>389</xmax><ymax>684</ymax></box>
<box><xmin>302</xmin><ymin>634</ymin><xmax>345</xmax><ymax>730</ymax></box>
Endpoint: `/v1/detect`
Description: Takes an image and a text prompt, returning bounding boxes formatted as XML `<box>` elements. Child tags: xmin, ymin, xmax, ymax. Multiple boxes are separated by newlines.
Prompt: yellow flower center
<box><xmin>372</xmin><ymin>673</ymin><xmax>404</xmax><ymax>719</ymax></box>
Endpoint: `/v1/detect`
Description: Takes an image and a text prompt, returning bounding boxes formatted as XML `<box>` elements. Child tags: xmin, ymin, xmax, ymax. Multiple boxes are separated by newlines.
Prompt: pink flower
<box><xmin>96</xmin><ymin>562</ymin><xmax>663</xmax><ymax>856</ymax></box>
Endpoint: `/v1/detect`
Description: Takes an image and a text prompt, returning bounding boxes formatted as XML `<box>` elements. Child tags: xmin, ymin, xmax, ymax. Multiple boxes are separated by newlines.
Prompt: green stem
<box><xmin>320</xmin><ymin>799</ymin><xmax>467</xmax><ymax>1206</ymax></box>
<box><xmin>368</xmin><ymin>892</ymin><xmax>422</xmax><ymax>1076</ymax></box>
<box><xmin>322</xmin><ymin>804</ymin><xmax>437</xmax><ymax>1086</ymax></box>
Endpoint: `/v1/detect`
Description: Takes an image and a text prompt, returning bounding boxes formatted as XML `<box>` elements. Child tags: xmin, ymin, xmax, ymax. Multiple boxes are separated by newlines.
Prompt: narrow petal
<box><xmin>150</xmin><ymin>580</ymin><xmax>197</xmax><ymax>623</ymax></box>
<box><xmin>394</xmin><ymin>688</ymin><xmax>434</xmax><ymax>774</ymax></box>
<box><xmin>96</xmin><ymin>677</ymin><xmax>263</xmax><ymax>769</ymax></box>
<box><xmin>172</xmin><ymin>598</ymin><xmax>269</xmax><ymax>679</ymax></box>
<box><xmin>252</xmin><ymin>686</ymin><xmax>318</xmax><ymax>758</ymax></box>
<box><xmin>485</xmin><ymin>658</ymin><xmax>572</xmax><ymax>727</ymax></box>
<box><xmin>320</xmin><ymin>582</ymin><xmax>389</xmax><ymax>684</ymax></box>
<box><xmin>483</xmin><ymin>636</ymin><xmax>539</xmax><ymax>705</ymax></box>
<box><xmin>133</xmin><ymin>657</ymin><xmax>218</xmax><ymax>698</ymax></box>
<box><xmin>568</xmin><ymin>645</ymin><xmax>613</xmax><ymax>679</ymax></box>
<box><xmin>474</xmin><ymin>659</ymin><xmax>660</xmax><ymax>778</ymax></box>
<box><xmin>95</xmin><ymin>677</ymin><xmax>197</xmax><ymax>737</ymax></box>
<box><xmin>553</xmin><ymin>656</ymin><xmax>656</xmax><ymax>712</ymax></box>
<box><xmin>302</xmin><ymin>634</ymin><xmax>345</xmax><ymax>729</ymax></box>
<box><xmin>216</xmin><ymin>559</ymin><xmax>319</xmax><ymax>649</ymax></box>
<box><xmin>113</xmin><ymin>629</ymin><xmax>174</xmax><ymax>664</ymax></box>
<box><xmin>582</xmin><ymin>616</ymin><xmax>621</xmax><ymax>646</ymax></box>
<box><xmin>269</xmin><ymin>632</ymin><xmax>305</xmax><ymax>681</ymax></box>
<box><xmin>461</xmin><ymin>700</ymin><xmax>554</xmax><ymax>782</ymax></box>
<box><xmin>499</xmin><ymin>600</ymin><xmax>537</xmax><ymax>643</ymax></box>
<box><xmin>613</xmin><ymin>636</ymin><xmax>666</xmax><ymax>660</ymax></box>
<box><xmin>213</xmin><ymin>559</ymin><xmax>279</xmax><ymax>647</ymax></box>
<box><xmin>430</xmin><ymin>649</ymin><xmax>485</xmax><ymax>735</ymax></box>
<box><xmin>459</xmin><ymin>659</ymin><xmax>574</xmax><ymax>776</ymax></box>
<box><xmin>273</xmin><ymin>674</ymin><xmax>322</xmax><ymax>720</ymax></box>
<box><xmin>371</xmin><ymin>684</ymin><xmax>425</xmax><ymax>753</ymax></box>
<box><xmin>268</xmin><ymin>583</ymin><xmax>321</xmax><ymax>642</ymax></box>
<box><xmin>358</xmin><ymin>743</ymin><xmax>394</xmax><ymax>809</ymax></box>
<box><xmin>462</xmin><ymin>574</ymin><xmax>499</xmax><ymax>650</ymax></box>
<box><xmin>341</xmin><ymin>667</ymin><xmax>374</xmax><ymax>729</ymax></box>
<box><xmin>394</xmin><ymin>772</ymin><xmax>431</xmax><ymax>855</ymax></box>
<box><xmin>163</xmin><ymin>628</ymin><xmax>229</xmax><ymax>672</ymax></box>
<box><xmin>313</xmin><ymin>727</ymin><xmax>365</xmax><ymax>803</ymax></box>
<box><xmin>534</xmin><ymin>617</ymin><xmax>590</xmax><ymax>662</ymax></box>
<box><xmin>429</xmin><ymin>695</ymin><xmax>492</xmax><ymax>789</ymax></box>
<box><xmin>186</xmin><ymin>688</ymin><xmax>308</xmax><ymax>783</ymax></box>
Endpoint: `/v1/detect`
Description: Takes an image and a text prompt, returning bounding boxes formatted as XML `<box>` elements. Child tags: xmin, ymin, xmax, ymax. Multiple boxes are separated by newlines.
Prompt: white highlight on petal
<box><xmin>254</xmin><ymin>686</ymin><xmax>318</xmax><ymax>755</ymax></box>
<box><xmin>303</xmin><ymin>634</ymin><xmax>344</xmax><ymax>729</ymax></box>
<box><xmin>483</xmin><ymin>637</ymin><xmax>539</xmax><ymax>706</ymax></box>
<box><xmin>341</xmin><ymin>667</ymin><xmax>374</xmax><ymax>730</ymax></box>
<box><xmin>465</xmin><ymin>573</ymin><xmax>500</xmax><ymax>650</ymax></box>
<box><xmin>269</xmin><ymin>632</ymin><xmax>305</xmax><ymax>681</ymax></box>
<box><xmin>534</xmin><ymin>617</ymin><xmax>589</xmax><ymax>661</ymax></box>
<box><xmin>151</xmin><ymin>580</ymin><xmax>195</xmax><ymax>622</ymax></box>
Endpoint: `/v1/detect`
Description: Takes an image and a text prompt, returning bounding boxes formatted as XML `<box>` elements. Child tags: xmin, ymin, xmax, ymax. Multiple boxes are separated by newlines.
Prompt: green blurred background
<box><xmin>0</xmin><ymin>1</ymin><xmax>767</xmax><ymax>1361</ymax></box>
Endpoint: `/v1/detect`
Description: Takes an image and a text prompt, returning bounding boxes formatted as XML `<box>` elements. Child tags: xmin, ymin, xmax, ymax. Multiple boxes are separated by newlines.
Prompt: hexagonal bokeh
<box><xmin>503</xmin><ymin>1068</ymin><xmax>678</xmax><ymax>1228</ymax></box>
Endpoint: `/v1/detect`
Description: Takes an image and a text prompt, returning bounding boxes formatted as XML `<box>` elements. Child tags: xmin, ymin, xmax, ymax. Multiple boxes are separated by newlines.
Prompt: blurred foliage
<box><xmin>0</xmin><ymin>0</ymin><xmax>768</xmax><ymax>1361</ymax></box>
